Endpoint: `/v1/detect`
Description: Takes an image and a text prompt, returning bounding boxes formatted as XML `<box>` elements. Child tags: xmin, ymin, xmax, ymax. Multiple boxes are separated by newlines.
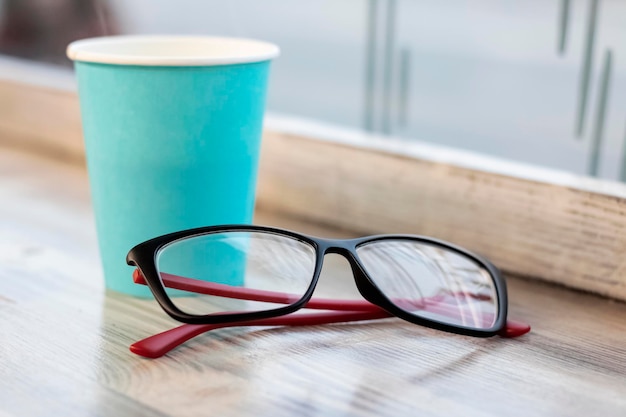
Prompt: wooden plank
<box><xmin>1</xmin><ymin>147</ymin><xmax>626</xmax><ymax>417</ymax></box>
<box><xmin>257</xmin><ymin>127</ymin><xmax>626</xmax><ymax>301</ymax></box>
<box><xmin>0</xmin><ymin>86</ymin><xmax>82</xmax><ymax>161</ymax></box>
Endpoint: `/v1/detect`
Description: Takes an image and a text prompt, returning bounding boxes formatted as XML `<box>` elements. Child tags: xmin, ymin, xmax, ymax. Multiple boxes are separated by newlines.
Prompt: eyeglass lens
<box><xmin>356</xmin><ymin>240</ymin><xmax>498</xmax><ymax>329</ymax></box>
<box><xmin>156</xmin><ymin>231</ymin><xmax>317</xmax><ymax>315</ymax></box>
<box><xmin>155</xmin><ymin>231</ymin><xmax>498</xmax><ymax>329</ymax></box>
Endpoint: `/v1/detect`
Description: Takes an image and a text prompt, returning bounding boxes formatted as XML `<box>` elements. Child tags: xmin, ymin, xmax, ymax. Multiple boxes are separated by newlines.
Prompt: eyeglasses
<box><xmin>126</xmin><ymin>225</ymin><xmax>530</xmax><ymax>358</ymax></box>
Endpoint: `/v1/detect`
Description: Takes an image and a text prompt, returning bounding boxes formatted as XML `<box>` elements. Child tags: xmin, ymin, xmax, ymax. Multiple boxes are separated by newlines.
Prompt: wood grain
<box><xmin>1</xmin><ymin>147</ymin><xmax>626</xmax><ymax>417</ymax></box>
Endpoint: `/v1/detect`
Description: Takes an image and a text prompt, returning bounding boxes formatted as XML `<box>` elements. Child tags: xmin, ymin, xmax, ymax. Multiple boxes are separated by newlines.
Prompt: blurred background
<box><xmin>1</xmin><ymin>0</ymin><xmax>625</xmax><ymax>180</ymax></box>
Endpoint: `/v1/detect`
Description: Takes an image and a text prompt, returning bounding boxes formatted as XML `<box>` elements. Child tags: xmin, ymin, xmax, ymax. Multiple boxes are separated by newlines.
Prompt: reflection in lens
<box><xmin>156</xmin><ymin>231</ymin><xmax>316</xmax><ymax>316</ymax></box>
<box><xmin>356</xmin><ymin>240</ymin><xmax>498</xmax><ymax>329</ymax></box>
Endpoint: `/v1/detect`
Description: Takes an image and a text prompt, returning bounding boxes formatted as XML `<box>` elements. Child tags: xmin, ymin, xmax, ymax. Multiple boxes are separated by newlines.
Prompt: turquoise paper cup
<box><xmin>67</xmin><ymin>36</ymin><xmax>279</xmax><ymax>296</ymax></box>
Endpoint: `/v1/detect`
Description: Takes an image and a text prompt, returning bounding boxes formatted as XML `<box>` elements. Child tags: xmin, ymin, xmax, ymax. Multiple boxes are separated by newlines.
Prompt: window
<box><xmin>2</xmin><ymin>0</ymin><xmax>626</xmax><ymax>180</ymax></box>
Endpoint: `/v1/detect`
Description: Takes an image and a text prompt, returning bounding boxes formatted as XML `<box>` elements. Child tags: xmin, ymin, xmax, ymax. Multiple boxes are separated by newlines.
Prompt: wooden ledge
<box><xmin>258</xmin><ymin>124</ymin><xmax>626</xmax><ymax>302</ymax></box>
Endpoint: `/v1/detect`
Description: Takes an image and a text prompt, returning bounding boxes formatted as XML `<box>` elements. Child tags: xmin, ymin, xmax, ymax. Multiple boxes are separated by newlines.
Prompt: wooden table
<box><xmin>1</xmin><ymin>147</ymin><xmax>625</xmax><ymax>417</ymax></box>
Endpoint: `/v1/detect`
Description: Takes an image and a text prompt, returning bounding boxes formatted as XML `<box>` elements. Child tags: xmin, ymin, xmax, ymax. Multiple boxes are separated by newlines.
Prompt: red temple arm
<box><xmin>131</xmin><ymin>312</ymin><xmax>531</xmax><ymax>358</ymax></box>
<box><xmin>136</xmin><ymin>271</ymin><xmax>381</xmax><ymax>311</ymax></box>
<box><xmin>135</xmin><ymin>270</ymin><xmax>521</xmax><ymax>327</ymax></box>
<box><xmin>131</xmin><ymin>310</ymin><xmax>392</xmax><ymax>358</ymax></box>
<box><xmin>131</xmin><ymin>313</ymin><xmax>531</xmax><ymax>358</ymax></box>
<box><xmin>131</xmin><ymin>269</ymin><xmax>530</xmax><ymax>358</ymax></box>
<box><xmin>135</xmin><ymin>270</ymin><xmax>493</xmax><ymax>312</ymax></box>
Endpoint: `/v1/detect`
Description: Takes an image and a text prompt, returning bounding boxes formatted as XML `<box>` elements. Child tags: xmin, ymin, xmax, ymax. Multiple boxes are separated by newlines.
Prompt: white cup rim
<box><xmin>67</xmin><ymin>35</ymin><xmax>280</xmax><ymax>67</ymax></box>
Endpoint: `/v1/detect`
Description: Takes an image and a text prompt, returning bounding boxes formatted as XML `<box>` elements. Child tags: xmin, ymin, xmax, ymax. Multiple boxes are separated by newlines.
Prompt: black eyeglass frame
<box><xmin>126</xmin><ymin>224</ymin><xmax>508</xmax><ymax>338</ymax></box>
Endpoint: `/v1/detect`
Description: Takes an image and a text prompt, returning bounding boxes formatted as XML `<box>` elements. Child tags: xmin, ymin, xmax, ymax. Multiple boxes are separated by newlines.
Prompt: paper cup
<box><xmin>67</xmin><ymin>35</ymin><xmax>279</xmax><ymax>296</ymax></box>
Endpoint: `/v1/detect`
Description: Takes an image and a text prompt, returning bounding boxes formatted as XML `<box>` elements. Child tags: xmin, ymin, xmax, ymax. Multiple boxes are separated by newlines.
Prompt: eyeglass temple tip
<box><xmin>133</xmin><ymin>268</ymin><xmax>145</xmax><ymax>284</ymax></box>
<box><xmin>500</xmin><ymin>320</ymin><xmax>531</xmax><ymax>338</ymax></box>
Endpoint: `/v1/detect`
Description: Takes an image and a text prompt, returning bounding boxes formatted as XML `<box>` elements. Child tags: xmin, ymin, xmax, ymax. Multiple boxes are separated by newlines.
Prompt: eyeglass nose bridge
<box><xmin>318</xmin><ymin>241</ymin><xmax>393</xmax><ymax>312</ymax></box>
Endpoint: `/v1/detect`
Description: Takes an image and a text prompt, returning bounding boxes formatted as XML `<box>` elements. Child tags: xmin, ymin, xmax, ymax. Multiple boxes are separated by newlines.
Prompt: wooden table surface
<box><xmin>1</xmin><ymin>147</ymin><xmax>625</xmax><ymax>417</ymax></box>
